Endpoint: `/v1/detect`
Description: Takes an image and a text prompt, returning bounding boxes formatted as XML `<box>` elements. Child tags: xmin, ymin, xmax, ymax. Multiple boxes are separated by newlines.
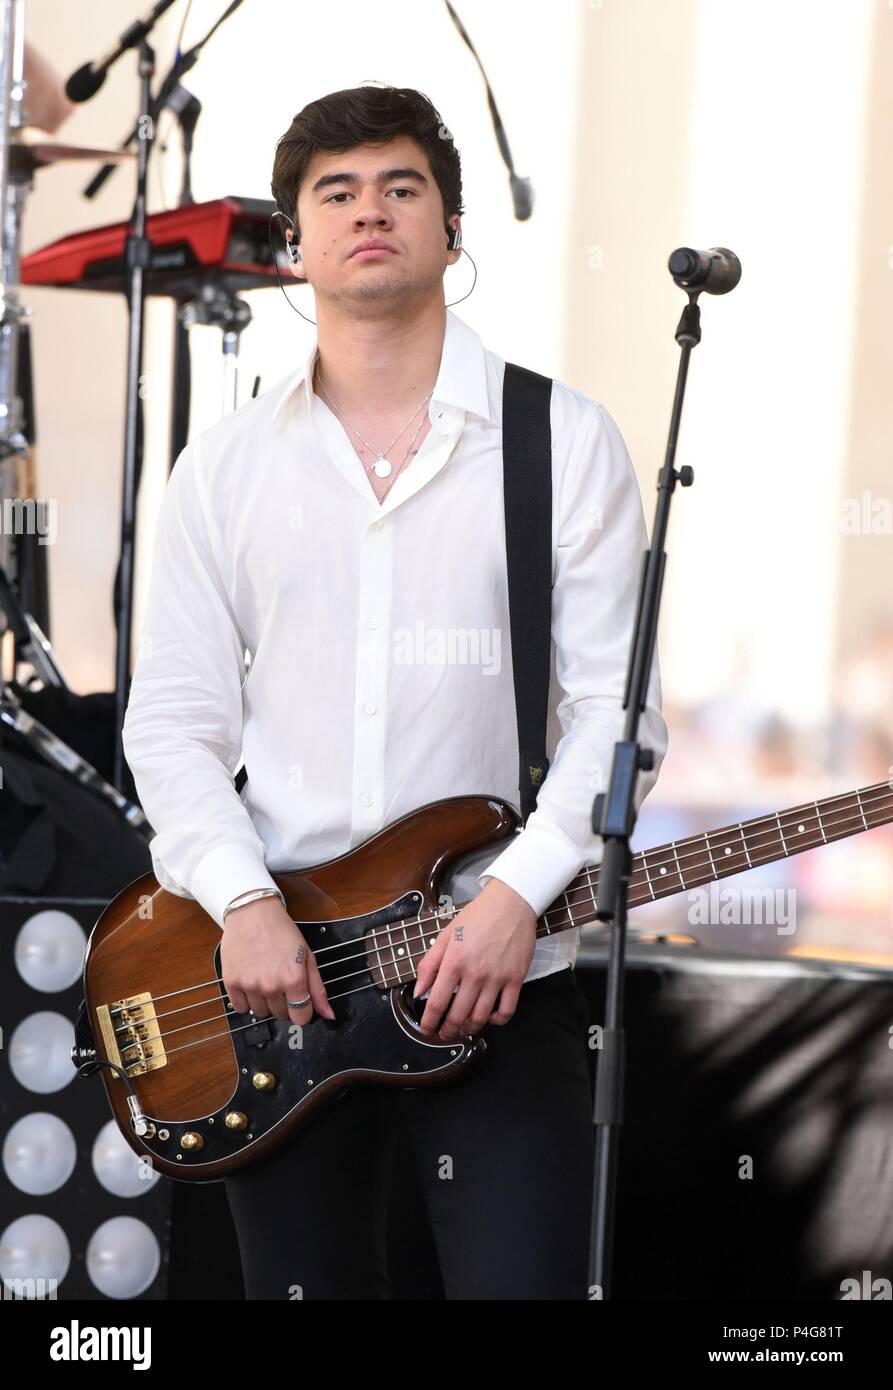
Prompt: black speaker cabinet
<box><xmin>166</xmin><ymin>940</ymin><xmax>893</xmax><ymax>1300</ymax></box>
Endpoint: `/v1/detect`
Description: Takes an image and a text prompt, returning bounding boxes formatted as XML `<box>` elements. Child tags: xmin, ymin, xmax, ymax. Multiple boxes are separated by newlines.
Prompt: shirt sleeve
<box><xmin>477</xmin><ymin>400</ymin><xmax>669</xmax><ymax>919</ymax></box>
<box><xmin>122</xmin><ymin>434</ymin><xmax>281</xmax><ymax>928</ymax></box>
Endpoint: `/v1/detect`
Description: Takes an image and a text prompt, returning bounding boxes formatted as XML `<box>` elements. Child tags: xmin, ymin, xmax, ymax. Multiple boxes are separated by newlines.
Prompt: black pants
<box><xmin>224</xmin><ymin>966</ymin><xmax>594</xmax><ymax>1300</ymax></box>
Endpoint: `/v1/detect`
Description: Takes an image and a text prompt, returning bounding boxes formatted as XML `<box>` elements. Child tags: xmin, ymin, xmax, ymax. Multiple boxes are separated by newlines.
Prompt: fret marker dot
<box><xmin>397</xmin><ymin>947</ymin><xmax>405</xmax><ymax>956</ymax></box>
<box><xmin>798</xmin><ymin>823</ymin><xmax>805</xmax><ymax>833</ymax></box>
<box><xmin>660</xmin><ymin>866</ymin><xmax>667</xmax><ymax>875</ymax></box>
<box><xmin>724</xmin><ymin>847</ymin><xmax>731</xmax><ymax>855</ymax></box>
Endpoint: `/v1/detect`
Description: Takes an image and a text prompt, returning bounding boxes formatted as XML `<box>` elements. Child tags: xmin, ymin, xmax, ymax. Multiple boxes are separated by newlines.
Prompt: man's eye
<box><xmin>325</xmin><ymin>187</ymin><xmax>416</xmax><ymax>205</ymax></box>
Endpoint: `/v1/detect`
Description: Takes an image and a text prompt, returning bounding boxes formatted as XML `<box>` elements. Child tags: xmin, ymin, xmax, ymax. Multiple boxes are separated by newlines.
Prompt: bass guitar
<box><xmin>75</xmin><ymin>780</ymin><xmax>893</xmax><ymax>1182</ymax></box>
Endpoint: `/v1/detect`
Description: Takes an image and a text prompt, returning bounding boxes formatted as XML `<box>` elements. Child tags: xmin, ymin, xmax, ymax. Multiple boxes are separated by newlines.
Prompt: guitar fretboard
<box><xmin>534</xmin><ymin>780</ymin><xmax>893</xmax><ymax>939</ymax></box>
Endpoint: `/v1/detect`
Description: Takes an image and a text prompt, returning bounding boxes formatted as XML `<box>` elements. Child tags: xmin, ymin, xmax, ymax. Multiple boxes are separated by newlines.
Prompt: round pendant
<box><xmin>372</xmin><ymin>456</ymin><xmax>392</xmax><ymax>478</ymax></box>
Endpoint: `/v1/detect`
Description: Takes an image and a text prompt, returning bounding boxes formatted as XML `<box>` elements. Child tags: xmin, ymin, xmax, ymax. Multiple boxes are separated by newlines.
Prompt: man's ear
<box><xmin>447</xmin><ymin>218</ymin><xmax>462</xmax><ymax>260</ymax></box>
<box><xmin>285</xmin><ymin>228</ymin><xmax>307</xmax><ymax>282</ymax></box>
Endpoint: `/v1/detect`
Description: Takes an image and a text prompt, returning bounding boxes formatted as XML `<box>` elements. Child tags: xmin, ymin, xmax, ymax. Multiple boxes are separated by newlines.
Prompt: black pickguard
<box><xmin>143</xmin><ymin>890</ymin><xmax>483</xmax><ymax>1175</ymax></box>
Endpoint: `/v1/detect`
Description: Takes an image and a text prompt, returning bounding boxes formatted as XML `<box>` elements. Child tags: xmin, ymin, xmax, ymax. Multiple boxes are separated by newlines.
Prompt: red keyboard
<box><xmin>21</xmin><ymin>196</ymin><xmax>289</xmax><ymax>299</ymax></box>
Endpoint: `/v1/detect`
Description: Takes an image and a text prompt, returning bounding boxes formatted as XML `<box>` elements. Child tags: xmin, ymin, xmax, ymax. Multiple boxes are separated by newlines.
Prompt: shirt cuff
<box><xmin>189</xmin><ymin>841</ymin><xmax>281</xmax><ymax>929</ymax></box>
<box><xmin>477</xmin><ymin>823</ymin><xmax>588</xmax><ymax>920</ymax></box>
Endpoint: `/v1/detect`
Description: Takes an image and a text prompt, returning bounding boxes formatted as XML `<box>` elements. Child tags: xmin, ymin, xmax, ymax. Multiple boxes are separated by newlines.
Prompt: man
<box><xmin>122</xmin><ymin>83</ymin><xmax>668</xmax><ymax>1300</ymax></box>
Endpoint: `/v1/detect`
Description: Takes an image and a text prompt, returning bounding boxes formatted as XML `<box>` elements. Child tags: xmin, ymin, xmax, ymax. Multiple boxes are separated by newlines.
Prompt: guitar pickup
<box><xmin>243</xmin><ymin>1014</ymin><xmax>275</xmax><ymax>1047</ymax></box>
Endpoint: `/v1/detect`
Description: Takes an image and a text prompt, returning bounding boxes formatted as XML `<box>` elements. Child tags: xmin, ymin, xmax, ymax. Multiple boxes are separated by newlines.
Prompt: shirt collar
<box><xmin>270</xmin><ymin>308</ymin><xmax>492</xmax><ymax>426</ymax></box>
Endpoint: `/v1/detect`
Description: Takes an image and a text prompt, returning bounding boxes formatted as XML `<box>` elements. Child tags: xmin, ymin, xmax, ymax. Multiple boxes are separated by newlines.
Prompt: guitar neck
<box><xmin>535</xmin><ymin>779</ymin><xmax>893</xmax><ymax>939</ymax></box>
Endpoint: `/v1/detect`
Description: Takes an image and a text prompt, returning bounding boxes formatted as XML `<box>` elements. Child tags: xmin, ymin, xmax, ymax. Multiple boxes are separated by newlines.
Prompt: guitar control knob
<box><xmin>179</xmin><ymin>1131</ymin><xmax>205</xmax><ymax>1152</ymax></box>
<box><xmin>252</xmin><ymin>1071</ymin><xmax>276</xmax><ymax>1091</ymax></box>
<box><xmin>225</xmin><ymin>1111</ymin><xmax>248</xmax><ymax>1130</ymax></box>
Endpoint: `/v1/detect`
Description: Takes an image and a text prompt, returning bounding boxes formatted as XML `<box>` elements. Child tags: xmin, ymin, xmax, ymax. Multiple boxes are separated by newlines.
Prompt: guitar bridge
<box><xmin>96</xmin><ymin>993</ymin><xmax>167</xmax><ymax>1078</ymax></box>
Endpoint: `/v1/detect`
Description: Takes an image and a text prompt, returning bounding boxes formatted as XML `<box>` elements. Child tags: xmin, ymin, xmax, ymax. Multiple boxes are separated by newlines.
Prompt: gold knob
<box><xmin>225</xmin><ymin>1111</ymin><xmax>248</xmax><ymax>1130</ymax></box>
<box><xmin>180</xmin><ymin>1131</ymin><xmax>205</xmax><ymax>1152</ymax></box>
<box><xmin>252</xmin><ymin>1071</ymin><xmax>276</xmax><ymax>1091</ymax></box>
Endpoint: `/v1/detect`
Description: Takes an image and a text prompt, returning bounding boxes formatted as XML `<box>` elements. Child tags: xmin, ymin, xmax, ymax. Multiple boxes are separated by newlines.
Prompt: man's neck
<box><xmin>312</xmin><ymin>299</ymin><xmax>447</xmax><ymax>420</ymax></box>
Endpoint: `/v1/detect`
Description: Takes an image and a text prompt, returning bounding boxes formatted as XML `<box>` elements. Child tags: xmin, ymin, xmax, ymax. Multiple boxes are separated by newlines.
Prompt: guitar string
<box><xmin>109</xmin><ymin>795</ymin><xmax>893</xmax><ymax>1069</ymax></box>
<box><xmin>114</xmin><ymin>783</ymin><xmax>893</xmax><ymax>1024</ymax></box>
<box><xmin>114</xmin><ymin>786</ymin><xmax>893</xmax><ymax>1037</ymax></box>
<box><xmin>287</xmin><ymin>780</ymin><xmax>893</xmax><ymax>946</ymax></box>
<box><xmin>115</xmin><ymin>775</ymin><xmax>893</xmax><ymax>1038</ymax></box>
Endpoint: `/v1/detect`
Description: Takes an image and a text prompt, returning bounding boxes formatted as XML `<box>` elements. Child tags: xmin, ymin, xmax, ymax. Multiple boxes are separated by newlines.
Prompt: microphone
<box><xmin>65</xmin><ymin>62</ymin><xmax>107</xmax><ymax>103</ymax></box>
<box><xmin>668</xmin><ymin>246</ymin><xmax>741</xmax><ymax>295</ymax></box>
<box><xmin>509</xmin><ymin>172</ymin><xmax>534</xmax><ymax>221</ymax></box>
<box><xmin>65</xmin><ymin>0</ymin><xmax>182</xmax><ymax>103</ymax></box>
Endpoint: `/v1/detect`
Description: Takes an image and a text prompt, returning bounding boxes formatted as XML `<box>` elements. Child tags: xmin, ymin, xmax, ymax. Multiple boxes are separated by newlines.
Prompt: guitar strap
<box><xmin>501</xmin><ymin>361</ymin><xmax>553</xmax><ymax>826</ymax></box>
<box><xmin>235</xmin><ymin>361</ymin><xmax>554</xmax><ymax>823</ymax></box>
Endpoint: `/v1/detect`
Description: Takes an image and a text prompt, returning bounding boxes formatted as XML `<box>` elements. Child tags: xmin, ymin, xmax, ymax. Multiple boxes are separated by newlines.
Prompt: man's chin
<box><xmin>318</xmin><ymin>266</ymin><xmax>444</xmax><ymax>311</ymax></box>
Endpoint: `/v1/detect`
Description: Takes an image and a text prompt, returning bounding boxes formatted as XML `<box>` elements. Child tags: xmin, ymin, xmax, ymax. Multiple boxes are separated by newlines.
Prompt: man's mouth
<box><xmin>349</xmin><ymin>241</ymin><xmax>397</xmax><ymax>259</ymax></box>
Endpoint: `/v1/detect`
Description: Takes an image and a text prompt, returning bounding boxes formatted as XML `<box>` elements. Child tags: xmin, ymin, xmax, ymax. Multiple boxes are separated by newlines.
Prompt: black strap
<box><xmin>235</xmin><ymin>362</ymin><xmax>555</xmax><ymax>820</ymax></box>
<box><xmin>502</xmin><ymin>361</ymin><xmax>553</xmax><ymax>825</ymax></box>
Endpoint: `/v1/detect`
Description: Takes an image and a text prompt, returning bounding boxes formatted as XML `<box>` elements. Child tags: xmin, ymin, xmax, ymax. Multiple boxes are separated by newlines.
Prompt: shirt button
<box><xmin>369</xmin><ymin>617</ymin><xmax>380</xmax><ymax>630</ymax></box>
<box><xmin>371</xmin><ymin>519</ymin><xmax>384</xmax><ymax>531</ymax></box>
<box><xmin>362</xmin><ymin>791</ymin><xmax>374</xmax><ymax>806</ymax></box>
<box><xmin>364</xmin><ymin>703</ymin><xmax>376</xmax><ymax>716</ymax></box>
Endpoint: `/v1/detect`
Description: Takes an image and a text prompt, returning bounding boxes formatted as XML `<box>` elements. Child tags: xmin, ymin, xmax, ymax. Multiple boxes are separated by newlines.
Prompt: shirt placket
<box><xmin>350</xmin><ymin>513</ymin><xmax>394</xmax><ymax>843</ymax></box>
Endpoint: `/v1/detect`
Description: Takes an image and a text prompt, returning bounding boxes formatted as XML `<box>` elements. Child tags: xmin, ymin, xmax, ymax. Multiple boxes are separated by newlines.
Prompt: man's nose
<box><xmin>353</xmin><ymin>193</ymin><xmax>393</xmax><ymax>227</ymax></box>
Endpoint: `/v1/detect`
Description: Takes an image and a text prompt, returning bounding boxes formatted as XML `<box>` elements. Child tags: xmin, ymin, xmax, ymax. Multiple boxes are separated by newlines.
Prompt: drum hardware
<box><xmin>0</xmin><ymin>1</ymin><xmax>153</xmax><ymax>841</ymax></box>
<box><xmin>61</xmin><ymin>1</ymin><xmax>247</xmax><ymax>787</ymax></box>
<box><xmin>0</xmin><ymin>682</ymin><xmax>151</xmax><ymax>840</ymax></box>
<box><xmin>179</xmin><ymin>283</ymin><xmax>253</xmax><ymax>418</ymax></box>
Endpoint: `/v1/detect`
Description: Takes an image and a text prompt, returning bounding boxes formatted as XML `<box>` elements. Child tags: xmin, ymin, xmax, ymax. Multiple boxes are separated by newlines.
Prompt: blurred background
<box><xmin>15</xmin><ymin>0</ymin><xmax>893</xmax><ymax>960</ymax></box>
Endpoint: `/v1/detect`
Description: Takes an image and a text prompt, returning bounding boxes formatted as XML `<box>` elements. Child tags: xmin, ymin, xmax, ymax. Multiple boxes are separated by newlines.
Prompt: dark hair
<box><xmin>270</xmin><ymin>83</ymin><xmax>464</xmax><ymax>239</ymax></box>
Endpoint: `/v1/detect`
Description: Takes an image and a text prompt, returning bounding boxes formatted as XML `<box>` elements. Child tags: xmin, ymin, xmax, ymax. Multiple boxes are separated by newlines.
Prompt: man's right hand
<box><xmin>220</xmin><ymin>896</ymin><xmax>336</xmax><ymax>1026</ymax></box>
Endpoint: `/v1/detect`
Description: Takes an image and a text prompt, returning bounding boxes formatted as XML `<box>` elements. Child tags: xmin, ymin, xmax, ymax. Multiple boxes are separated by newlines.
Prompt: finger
<box><xmin>265</xmin><ymin>991</ymin><xmax>291</xmax><ymax>1022</ymax></box>
<box><xmin>245</xmin><ymin>990</ymin><xmax>269</xmax><ymax>1018</ymax></box>
<box><xmin>419</xmin><ymin>971</ymin><xmax>459</xmax><ymax>1034</ymax></box>
<box><xmin>438</xmin><ymin>980</ymin><xmax>484</xmax><ymax>1039</ymax></box>
<box><xmin>490</xmin><ymin>982</ymin><xmax>521</xmax><ymax>1025</ymax></box>
<box><xmin>226</xmin><ymin>984</ymin><xmax>250</xmax><ymax>1015</ymax></box>
<box><xmin>462</xmin><ymin>984</ymin><xmax>500</xmax><ymax>1036</ymax></box>
<box><xmin>308</xmin><ymin>957</ymin><xmax>336</xmax><ymax>1020</ymax></box>
<box><xmin>413</xmin><ymin>931</ymin><xmax>447</xmax><ymax>997</ymax></box>
<box><xmin>286</xmin><ymin>994</ymin><xmax>314</xmax><ymax>1027</ymax></box>
<box><xmin>283</xmin><ymin>971</ymin><xmax>314</xmax><ymax>1026</ymax></box>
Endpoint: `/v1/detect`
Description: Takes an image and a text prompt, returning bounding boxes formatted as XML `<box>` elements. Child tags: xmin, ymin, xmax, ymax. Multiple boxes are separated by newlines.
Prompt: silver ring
<box><xmin>287</xmin><ymin>996</ymin><xmax>311</xmax><ymax>1009</ymax></box>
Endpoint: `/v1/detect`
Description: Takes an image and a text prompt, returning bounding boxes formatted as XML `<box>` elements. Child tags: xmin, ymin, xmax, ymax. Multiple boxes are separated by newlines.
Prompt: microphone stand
<box><xmin>167</xmin><ymin>87</ymin><xmax>200</xmax><ymax>471</ymax></box>
<box><xmin>111</xmin><ymin>37</ymin><xmax>155</xmax><ymax>791</ymax></box>
<box><xmin>68</xmin><ymin>0</ymin><xmax>244</xmax><ymax>790</ymax></box>
<box><xmin>82</xmin><ymin>0</ymin><xmax>244</xmax><ymax>202</ymax></box>
<box><xmin>586</xmin><ymin>284</ymin><xmax>706</xmax><ymax>1300</ymax></box>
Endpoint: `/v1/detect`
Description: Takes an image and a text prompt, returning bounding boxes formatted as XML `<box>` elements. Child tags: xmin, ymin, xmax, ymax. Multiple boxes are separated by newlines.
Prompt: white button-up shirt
<box><xmin>122</xmin><ymin>308</ymin><xmax>668</xmax><ymax>983</ymax></box>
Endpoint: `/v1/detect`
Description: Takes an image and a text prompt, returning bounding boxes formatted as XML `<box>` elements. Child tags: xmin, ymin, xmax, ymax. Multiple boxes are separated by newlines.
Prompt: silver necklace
<box><xmin>316</xmin><ymin>370</ymin><xmax>435</xmax><ymax>478</ymax></box>
<box><xmin>377</xmin><ymin>409</ymin><xmax>430</xmax><ymax>494</ymax></box>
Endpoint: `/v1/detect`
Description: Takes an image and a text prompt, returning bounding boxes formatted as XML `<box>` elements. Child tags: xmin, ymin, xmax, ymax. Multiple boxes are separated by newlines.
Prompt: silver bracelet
<box><xmin>222</xmin><ymin>887</ymin><xmax>285</xmax><ymax>924</ymax></box>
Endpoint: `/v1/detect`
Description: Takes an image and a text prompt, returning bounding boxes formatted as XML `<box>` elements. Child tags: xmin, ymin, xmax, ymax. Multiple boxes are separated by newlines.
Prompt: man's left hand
<box><xmin>412</xmin><ymin>879</ymin><xmax>538</xmax><ymax>1039</ymax></box>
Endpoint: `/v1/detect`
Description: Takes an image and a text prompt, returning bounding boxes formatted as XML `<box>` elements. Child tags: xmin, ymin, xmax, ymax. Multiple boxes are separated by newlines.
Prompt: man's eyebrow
<box><xmin>309</xmin><ymin>166</ymin><xmax>430</xmax><ymax>194</ymax></box>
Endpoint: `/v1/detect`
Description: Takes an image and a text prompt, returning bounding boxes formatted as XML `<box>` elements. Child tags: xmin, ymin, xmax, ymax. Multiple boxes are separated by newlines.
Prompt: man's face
<box><xmin>288</xmin><ymin>135</ymin><xmax>461</xmax><ymax>312</ymax></box>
